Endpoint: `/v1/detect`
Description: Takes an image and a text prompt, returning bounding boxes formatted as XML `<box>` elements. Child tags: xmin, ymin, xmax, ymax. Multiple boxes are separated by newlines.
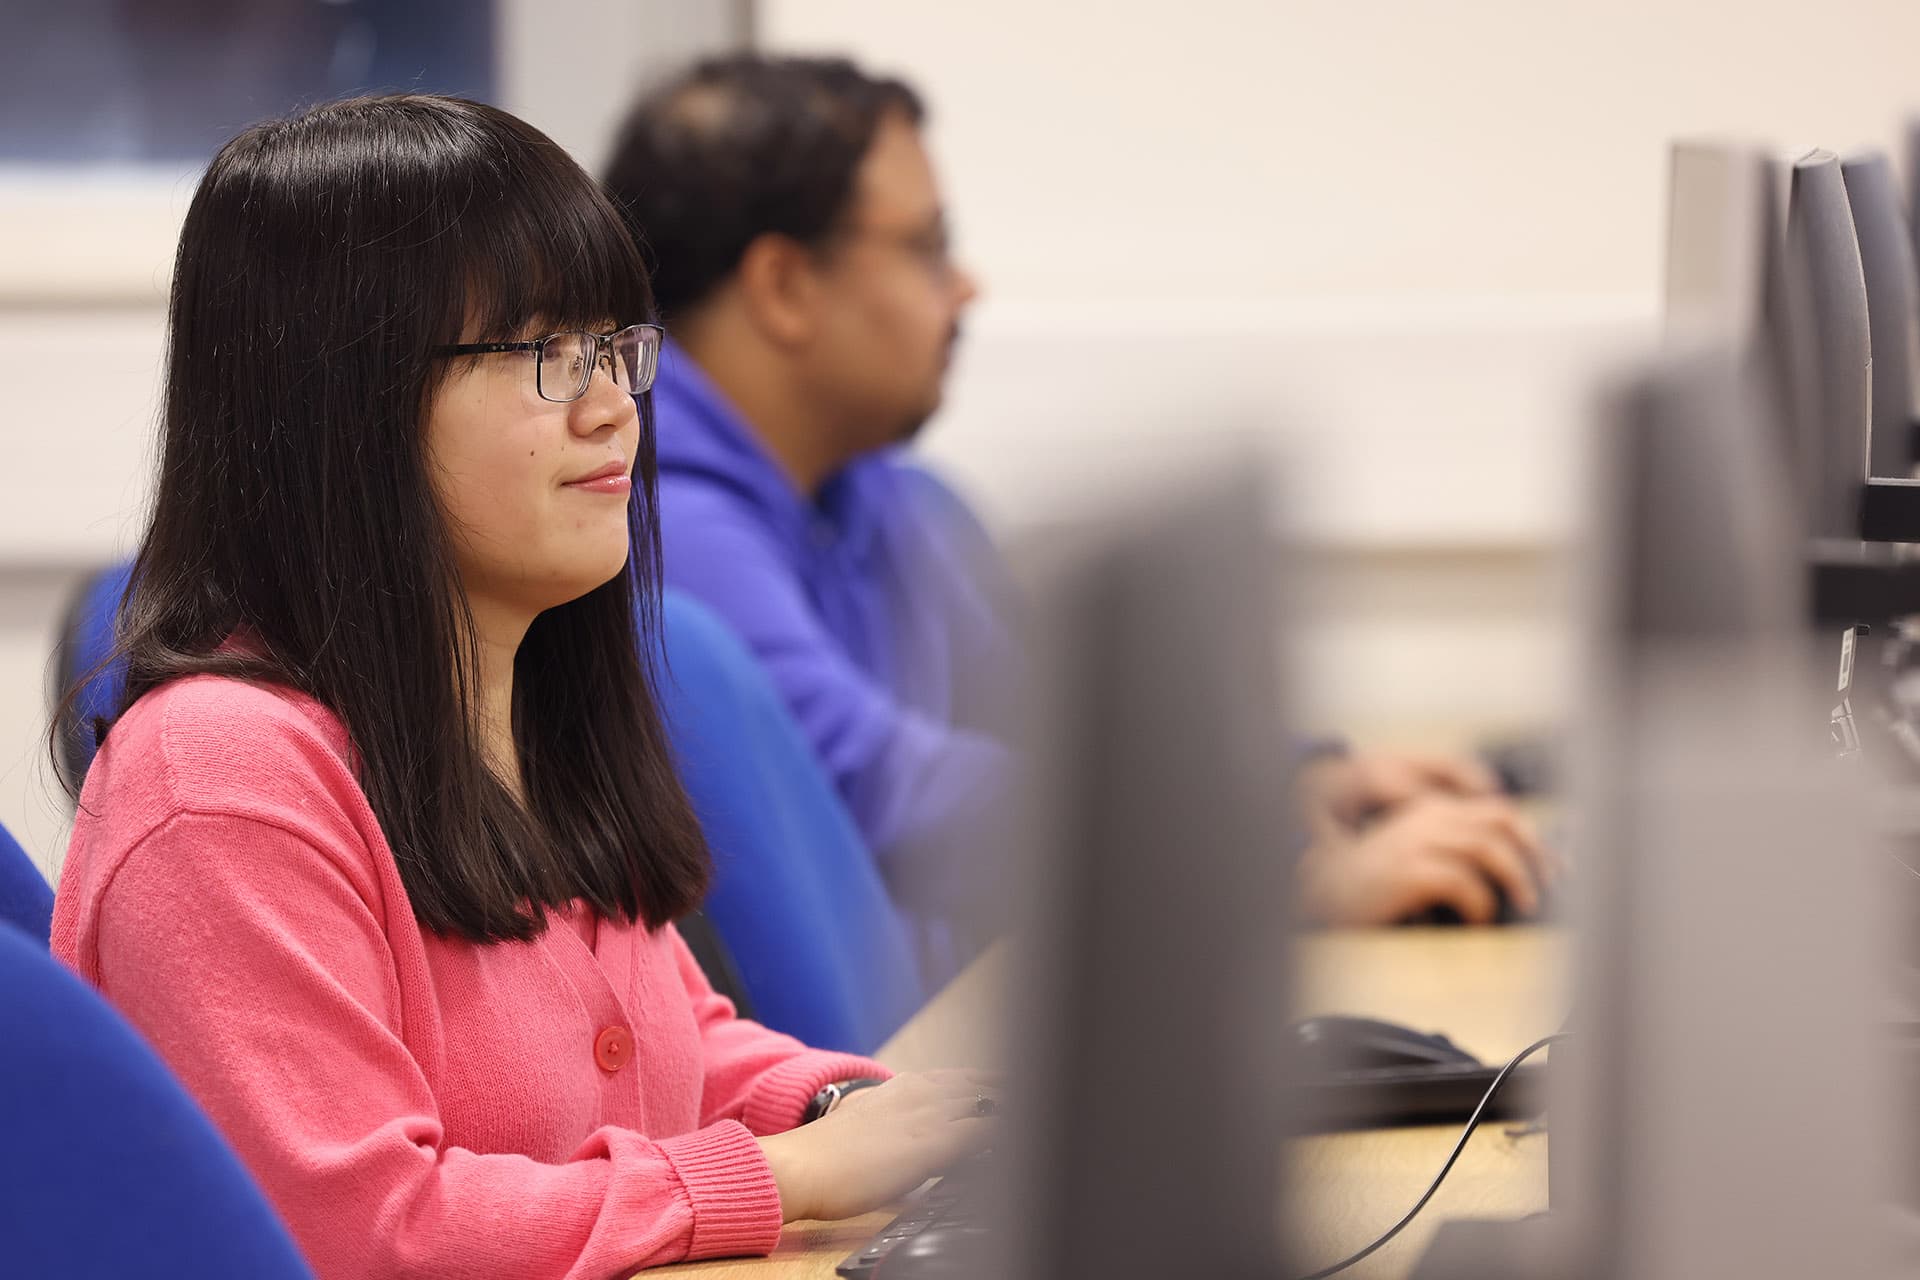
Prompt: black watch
<box><xmin>802</xmin><ymin>1077</ymin><xmax>885</xmax><ymax>1123</ymax></box>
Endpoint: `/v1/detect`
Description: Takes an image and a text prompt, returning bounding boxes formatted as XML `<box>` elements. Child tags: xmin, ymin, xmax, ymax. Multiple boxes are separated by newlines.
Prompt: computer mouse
<box><xmin>1401</xmin><ymin>866</ymin><xmax>1562</xmax><ymax>926</ymax></box>
<box><xmin>1288</xmin><ymin>1014</ymin><xmax>1482</xmax><ymax>1073</ymax></box>
<box><xmin>1404</xmin><ymin>881</ymin><xmax>1533</xmax><ymax>927</ymax></box>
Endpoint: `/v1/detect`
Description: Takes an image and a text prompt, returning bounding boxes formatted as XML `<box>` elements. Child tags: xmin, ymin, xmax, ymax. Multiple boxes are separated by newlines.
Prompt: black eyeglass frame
<box><xmin>434</xmin><ymin>322</ymin><xmax>665</xmax><ymax>403</ymax></box>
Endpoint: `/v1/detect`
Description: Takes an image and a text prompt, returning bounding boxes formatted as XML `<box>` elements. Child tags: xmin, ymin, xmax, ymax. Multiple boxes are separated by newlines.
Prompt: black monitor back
<box><xmin>1778</xmin><ymin>150</ymin><xmax>1872</xmax><ymax>540</ymax></box>
<box><xmin>1842</xmin><ymin>150</ymin><xmax>1919</xmax><ymax>479</ymax></box>
<box><xmin>1001</xmin><ymin>466</ymin><xmax>1298</xmax><ymax>1280</ymax></box>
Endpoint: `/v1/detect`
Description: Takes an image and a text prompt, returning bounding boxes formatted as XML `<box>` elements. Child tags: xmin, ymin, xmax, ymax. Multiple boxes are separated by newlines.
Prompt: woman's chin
<box><xmin>537</xmin><ymin>548</ymin><xmax>633</xmax><ymax>610</ymax></box>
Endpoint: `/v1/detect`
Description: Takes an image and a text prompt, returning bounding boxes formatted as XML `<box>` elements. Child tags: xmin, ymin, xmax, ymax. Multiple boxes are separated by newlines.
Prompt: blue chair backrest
<box><xmin>0</xmin><ymin>921</ymin><xmax>316</xmax><ymax>1277</ymax></box>
<box><xmin>0</xmin><ymin>824</ymin><xmax>53</xmax><ymax>946</ymax></box>
<box><xmin>53</xmin><ymin>561</ymin><xmax>133</xmax><ymax>792</ymax></box>
<box><xmin>656</xmin><ymin>591</ymin><xmax>928</xmax><ymax>1053</ymax></box>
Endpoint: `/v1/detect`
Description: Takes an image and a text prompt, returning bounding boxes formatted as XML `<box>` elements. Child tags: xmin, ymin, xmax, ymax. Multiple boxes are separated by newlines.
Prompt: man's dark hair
<box><xmin>603</xmin><ymin>55</ymin><xmax>925</xmax><ymax>322</ymax></box>
<box><xmin>61</xmin><ymin>93</ymin><xmax>711</xmax><ymax>944</ymax></box>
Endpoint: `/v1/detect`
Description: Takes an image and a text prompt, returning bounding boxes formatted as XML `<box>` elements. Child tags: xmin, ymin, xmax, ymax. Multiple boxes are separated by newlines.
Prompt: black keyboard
<box><xmin>832</xmin><ymin>1053</ymin><xmax>1547</xmax><ymax>1276</ymax></box>
<box><xmin>834</xmin><ymin>1152</ymin><xmax>997</xmax><ymax>1279</ymax></box>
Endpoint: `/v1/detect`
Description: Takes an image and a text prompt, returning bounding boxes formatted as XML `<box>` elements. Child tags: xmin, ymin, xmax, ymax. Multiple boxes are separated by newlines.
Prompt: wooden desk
<box><xmin>1287</xmin><ymin>928</ymin><xmax>1565</xmax><ymax>1279</ymax></box>
<box><xmin>654</xmin><ymin>928</ymin><xmax>1565</xmax><ymax>1279</ymax></box>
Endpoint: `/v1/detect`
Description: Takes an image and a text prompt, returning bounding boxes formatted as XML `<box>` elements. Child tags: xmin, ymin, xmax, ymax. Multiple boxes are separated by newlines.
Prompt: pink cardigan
<box><xmin>51</xmin><ymin>674</ymin><xmax>890</xmax><ymax>1278</ymax></box>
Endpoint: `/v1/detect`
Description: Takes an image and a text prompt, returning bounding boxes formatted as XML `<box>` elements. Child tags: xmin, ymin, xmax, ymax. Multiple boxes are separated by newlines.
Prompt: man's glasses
<box><xmin>435</xmin><ymin>323</ymin><xmax>664</xmax><ymax>403</ymax></box>
<box><xmin>830</xmin><ymin>220</ymin><xmax>957</xmax><ymax>281</ymax></box>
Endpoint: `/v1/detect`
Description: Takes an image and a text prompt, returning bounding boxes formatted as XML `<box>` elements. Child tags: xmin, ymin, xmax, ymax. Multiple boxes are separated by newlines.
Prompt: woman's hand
<box><xmin>756</xmin><ymin>1069</ymin><xmax>999</xmax><ymax>1223</ymax></box>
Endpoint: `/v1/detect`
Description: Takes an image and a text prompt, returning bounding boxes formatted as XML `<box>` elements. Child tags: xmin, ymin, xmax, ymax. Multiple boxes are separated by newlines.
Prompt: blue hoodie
<box><xmin>651</xmin><ymin>347</ymin><xmax>1019</xmax><ymax>954</ymax></box>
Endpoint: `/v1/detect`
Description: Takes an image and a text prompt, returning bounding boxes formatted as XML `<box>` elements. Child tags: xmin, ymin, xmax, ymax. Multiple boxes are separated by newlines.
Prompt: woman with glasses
<box><xmin>50</xmin><ymin>95</ymin><xmax>992</xmax><ymax>1278</ymax></box>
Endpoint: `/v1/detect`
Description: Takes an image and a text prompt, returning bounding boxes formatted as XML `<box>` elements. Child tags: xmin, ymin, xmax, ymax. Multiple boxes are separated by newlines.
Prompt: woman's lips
<box><xmin>563</xmin><ymin>460</ymin><xmax>631</xmax><ymax>494</ymax></box>
<box><xmin>564</xmin><ymin>474</ymin><xmax>631</xmax><ymax>494</ymax></box>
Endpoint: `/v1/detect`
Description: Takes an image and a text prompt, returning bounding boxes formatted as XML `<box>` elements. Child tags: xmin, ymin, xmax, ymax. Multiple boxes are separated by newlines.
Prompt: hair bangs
<box><xmin>456</xmin><ymin>143</ymin><xmax>656</xmax><ymax>345</ymax></box>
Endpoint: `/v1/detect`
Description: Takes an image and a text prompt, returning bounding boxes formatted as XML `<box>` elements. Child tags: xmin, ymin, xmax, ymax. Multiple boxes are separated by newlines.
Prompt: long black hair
<box><xmin>73</xmin><ymin>94</ymin><xmax>710</xmax><ymax>942</ymax></box>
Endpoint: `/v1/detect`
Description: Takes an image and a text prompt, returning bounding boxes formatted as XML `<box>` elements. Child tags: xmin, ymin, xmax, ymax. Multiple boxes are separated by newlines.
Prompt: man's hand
<box><xmin>1296</xmin><ymin>793</ymin><xmax>1551</xmax><ymax>926</ymax></box>
<box><xmin>1298</xmin><ymin>749</ymin><xmax>1502</xmax><ymax>833</ymax></box>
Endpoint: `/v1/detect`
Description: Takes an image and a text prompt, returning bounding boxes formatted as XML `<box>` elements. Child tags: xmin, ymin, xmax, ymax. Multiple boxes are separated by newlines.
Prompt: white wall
<box><xmin>756</xmin><ymin>0</ymin><xmax>1920</xmax><ymax>737</ymax></box>
<box><xmin>6</xmin><ymin>2</ymin><xmax>1920</xmax><ymax>869</ymax></box>
<box><xmin>761</xmin><ymin>0</ymin><xmax>1920</xmax><ymax>302</ymax></box>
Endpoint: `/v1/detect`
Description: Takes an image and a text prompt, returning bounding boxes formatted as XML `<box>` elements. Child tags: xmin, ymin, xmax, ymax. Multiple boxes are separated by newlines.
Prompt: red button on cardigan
<box><xmin>594</xmin><ymin>1025</ymin><xmax>633</xmax><ymax>1073</ymax></box>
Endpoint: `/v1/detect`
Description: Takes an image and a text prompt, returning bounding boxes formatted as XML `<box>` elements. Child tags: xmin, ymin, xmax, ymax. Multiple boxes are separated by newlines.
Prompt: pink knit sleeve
<box><xmin>87</xmin><ymin>811</ymin><xmax>783</xmax><ymax>1279</ymax></box>
<box><xmin>669</xmin><ymin>928</ymin><xmax>893</xmax><ymax>1136</ymax></box>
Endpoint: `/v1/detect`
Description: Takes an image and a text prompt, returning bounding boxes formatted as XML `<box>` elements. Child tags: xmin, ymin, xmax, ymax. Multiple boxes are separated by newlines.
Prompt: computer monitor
<box><xmin>1550</xmin><ymin>348</ymin><xmax>1895</xmax><ymax>1279</ymax></box>
<box><xmin>1663</xmin><ymin>141</ymin><xmax>1920</xmax><ymax>682</ymax></box>
<box><xmin>990</xmin><ymin>463</ymin><xmax>1300</xmax><ymax>1280</ymax></box>
<box><xmin>1842</xmin><ymin>151</ymin><xmax>1920</xmax><ymax>479</ymax></box>
<box><xmin>1665</xmin><ymin>142</ymin><xmax>1874</xmax><ymax>544</ymax></box>
<box><xmin>1663</xmin><ymin>140</ymin><xmax>1772</xmax><ymax>351</ymax></box>
<box><xmin>1659</xmin><ymin>141</ymin><xmax>1801</xmax><ymax>530</ymax></box>
<box><xmin>1902</xmin><ymin>115</ymin><xmax>1920</xmax><ymax>319</ymax></box>
<box><xmin>1778</xmin><ymin>149</ymin><xmax>1873</xmax><ymax>542</ymax></box>
<box><xmin>1413</xmin><ymin>347</ymin><xmax>1900</xmax><ymax>1278</ymax></box>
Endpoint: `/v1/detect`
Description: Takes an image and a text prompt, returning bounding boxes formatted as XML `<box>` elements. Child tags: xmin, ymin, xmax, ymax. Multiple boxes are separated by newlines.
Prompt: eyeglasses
<box><xmin>435</xmin><ymin>323</ymin><xmax>664</xmax><ymax>403</ymax></box>
<box><xmin>831</xmin><ymin>222</ymin><xmax>957</xmax><ymax>281</ymax></box>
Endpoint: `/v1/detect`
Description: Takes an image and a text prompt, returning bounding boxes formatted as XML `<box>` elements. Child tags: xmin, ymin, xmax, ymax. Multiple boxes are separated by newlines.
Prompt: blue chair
<box><xmin>657</xmin><ymin>591</ymin><xmax>928</xmax><ymax>1053</ymax></box>
<box><xmin>51</xmin><ymin>561</ymin><xmax>132</xmax><ymax>795</ymax></box>
<box><xmin>0</xmin><ymin>921</ymin><xmax>316</xmax><ymax>1277</ymax></box>
<box><xmin>0</xmin><ymin>823</ymin><xmax>53</xmax><ymax>946</ymax></box>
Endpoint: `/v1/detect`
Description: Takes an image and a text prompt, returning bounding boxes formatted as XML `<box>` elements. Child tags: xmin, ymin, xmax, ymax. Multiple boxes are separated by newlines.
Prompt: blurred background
<box><xmin>7</xmin><ymin>0</ymin><xmax>1920</xmax><ymax>875</ymax></box>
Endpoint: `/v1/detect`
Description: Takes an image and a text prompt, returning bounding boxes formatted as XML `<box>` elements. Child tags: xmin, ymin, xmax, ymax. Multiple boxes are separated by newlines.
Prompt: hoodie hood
<box><xmin>651</xmin><ymin>342</ymin><xmax>888</xmax><ymax>561</ymax></box>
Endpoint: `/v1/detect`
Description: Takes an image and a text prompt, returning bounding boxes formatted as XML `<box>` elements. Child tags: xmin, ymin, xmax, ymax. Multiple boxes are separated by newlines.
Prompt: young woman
<box><xmin>50</xmin><ymin>94</ymin><xmax>991</xmax><ymax>1278</ymax></box>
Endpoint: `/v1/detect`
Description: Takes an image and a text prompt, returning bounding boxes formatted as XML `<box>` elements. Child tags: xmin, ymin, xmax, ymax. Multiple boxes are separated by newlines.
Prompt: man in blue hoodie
<box><xmin>605</xmin><ymin>56</ymin><xmax>1551</xmax><ymax>958</ymax></box>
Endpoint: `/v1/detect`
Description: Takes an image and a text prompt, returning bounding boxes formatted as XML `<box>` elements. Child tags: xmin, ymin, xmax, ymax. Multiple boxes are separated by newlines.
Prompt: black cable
<box><xmin>1292</xmin><ymin>1032</ymin><xmax>1568</xmax><ymax>1280</ymax></box>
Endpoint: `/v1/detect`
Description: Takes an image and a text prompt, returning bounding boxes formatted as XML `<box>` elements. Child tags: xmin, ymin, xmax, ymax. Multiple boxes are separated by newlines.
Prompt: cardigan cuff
<box><xmin>656</xmin><ymin>1120</ymin><xmax>785</xmax><ymax>1260</ymax></box>
<box><xmin>740</xmin><ymin>1051</ymin><xmax>894</xmax><ymax>1137</ymax></box>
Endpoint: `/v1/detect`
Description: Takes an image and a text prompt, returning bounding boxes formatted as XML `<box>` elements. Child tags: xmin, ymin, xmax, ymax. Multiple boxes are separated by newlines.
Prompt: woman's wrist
<box><xmin>802</xmin><ymin>1076</ymin><xmax>885</xmax><ymax>1124</ymax></box>
<box><xmin>756</xmin><ymin>1129</ymin><xmax>817</xmax><ymax>1223</ymax></box>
